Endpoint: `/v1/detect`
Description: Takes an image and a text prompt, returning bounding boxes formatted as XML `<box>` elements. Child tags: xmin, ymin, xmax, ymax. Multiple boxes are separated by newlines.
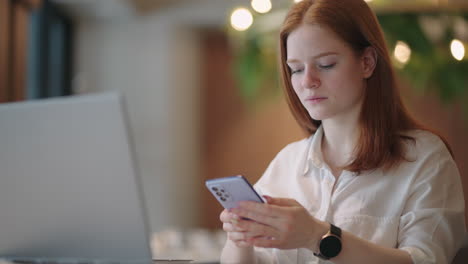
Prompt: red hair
<box><xmin>279</xmin><ymin>0</ymin><xmax>451</xmax><ymax>173</ymax></box>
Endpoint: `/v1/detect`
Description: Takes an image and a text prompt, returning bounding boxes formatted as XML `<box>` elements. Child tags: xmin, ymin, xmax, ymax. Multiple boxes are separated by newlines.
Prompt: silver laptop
<box><xmin>0</xmin><ymin>93</ymin><xmax>157</xmax><ymax>264</ymax></box>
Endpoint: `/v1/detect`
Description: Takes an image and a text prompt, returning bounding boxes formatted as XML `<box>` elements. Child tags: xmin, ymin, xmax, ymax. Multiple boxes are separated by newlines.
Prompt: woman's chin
<box><xmin>307</xmin><ymin>112</ymin><xmax>328</xmax><ymax>122</ymax></box>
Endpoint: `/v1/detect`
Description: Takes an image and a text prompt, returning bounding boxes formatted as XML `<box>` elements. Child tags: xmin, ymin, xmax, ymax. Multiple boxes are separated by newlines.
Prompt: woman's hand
<box><xmin>220</xmin><ymin>208</ymin><xmax>258</xmax><ymax>248</ymax></box>
<box><xmin>229</xmin><ymin>196</ymin><xmax>328</xmax><ymax>250</ymax></box>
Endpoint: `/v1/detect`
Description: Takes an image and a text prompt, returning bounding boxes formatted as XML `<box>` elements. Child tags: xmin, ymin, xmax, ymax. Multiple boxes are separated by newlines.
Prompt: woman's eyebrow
<box><xmin>287</xmin><ymin>51</ymin><xmax>338</xmax><ymax>64</ymax></box>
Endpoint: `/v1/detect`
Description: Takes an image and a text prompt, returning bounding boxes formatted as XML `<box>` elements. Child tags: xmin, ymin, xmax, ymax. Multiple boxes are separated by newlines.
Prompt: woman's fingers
<box><xmin>230</xmin><ymin>206</ymin><xmax>283</xmax><ymax>228</ymax></box>
<box><xmin>227</xmin><ymin>217</ymin><xmax>279</xmax><ymax>241</ymax></box>
<box><xmin>250</xmin><ymin>236</ymin><xmax>280</xmax><ymax>248</ymax></box>
<box><xmin>223</xmin><ymin>222</ymin><xmax>247</xmax><ymax>232</ymax></box>
<box><xmin>236</xmin><ymin>201</ymin><xmax>284</xmax><ymax>219</ymax></box>
<box><xmin>221</xmin><ymin>197</ymin><xmax>316</xmax><ymax>250</ymax></box>
<box><xmin>233</xmin><ymin>218</ymin><xmax>282</xmax><ymax>239</ymax></box>
<box><xmin>220</xmin><ymin>209</ymin><xmax>242</xmax><ymax>224</ymax></box>
<box><xmin>219</xmin><ymin>209</ymin><xmax>231</xmax><ymax>222</ymax></box>
<box><xmin>234</xmin><ymin>240</ymin><xmax>253</xmax><ymax>248</ymax></box>
<box><xmin>228</xmin><ymin>231</ymin><xmax>250</xmax><ymax>241</ymax></box>
<box><xmin>228</xmin><ymin>230</ymin><xmax>270</xmax><ymax>245</ymax></box>
<box><xmin>221</xmin><ymin>208</ymin><xmax>268</xmax><ymax>248</ymax></box>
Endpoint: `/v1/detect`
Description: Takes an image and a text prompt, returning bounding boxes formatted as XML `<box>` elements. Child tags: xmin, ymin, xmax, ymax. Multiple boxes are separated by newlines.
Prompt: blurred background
<box><xmin>1</xmin><ymin>0</ymin><xmax>468</xmax><ymax>260</ymax></box>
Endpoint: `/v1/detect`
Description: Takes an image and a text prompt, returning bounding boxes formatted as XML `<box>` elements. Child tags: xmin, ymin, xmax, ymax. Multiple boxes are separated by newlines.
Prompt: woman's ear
<box><xmin>361</xmin><ymin>46</ymin><xmax>378</xmax><ymax>79</ymax></box>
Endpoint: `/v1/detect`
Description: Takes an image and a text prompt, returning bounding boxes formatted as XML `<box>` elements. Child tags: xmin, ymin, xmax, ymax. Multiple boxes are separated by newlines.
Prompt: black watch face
<box><xmin>320</xmin><ymin>235</ymin><xmax>342</xmax><ymax>258</ymax></box>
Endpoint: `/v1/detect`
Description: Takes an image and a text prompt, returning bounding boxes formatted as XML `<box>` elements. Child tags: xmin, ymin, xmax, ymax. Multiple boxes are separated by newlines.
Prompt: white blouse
<box><xmin>253</xmin><ymin>126</ymin><xmax>466</xmax><ymax>264</ymax></box>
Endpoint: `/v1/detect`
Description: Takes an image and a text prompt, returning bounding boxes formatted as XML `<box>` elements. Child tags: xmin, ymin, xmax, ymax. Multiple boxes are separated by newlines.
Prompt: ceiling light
<box><xmin>451</xmin><ymin>39</ymin><xmax>465</xmax><ymax>61</ymax></box>
<box><xmin>251</xmin><ymin>0</ymin><xmax>272</xmax><ymax>14</ymax></box>
<box><xmin>231</xmin><ymin>8</ymin><xmax>254</xmax><ymax>31</ymax></box>
<box><xmin>394</xmin><ymin>41</ymin><xmax>412</xmax><ymax>65</ymax></box>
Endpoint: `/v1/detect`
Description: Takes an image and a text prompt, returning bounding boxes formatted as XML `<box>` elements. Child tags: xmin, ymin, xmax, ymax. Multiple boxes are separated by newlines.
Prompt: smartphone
<box><xmin>205</xmin><ymin>175</ymin><xmax>264</xmax><ymax>209</ymax></box>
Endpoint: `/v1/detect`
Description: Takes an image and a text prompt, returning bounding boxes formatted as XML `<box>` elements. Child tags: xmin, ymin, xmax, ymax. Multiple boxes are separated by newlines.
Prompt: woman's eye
<box><xmin>318</xmin><ymin>63</ymin><xmax>336</xmax><ymax>70</ymax></box>
<box><xmin>291</xmin><ymin>69</ymin><xmax>303</xmax><ymax>74</ymax></box>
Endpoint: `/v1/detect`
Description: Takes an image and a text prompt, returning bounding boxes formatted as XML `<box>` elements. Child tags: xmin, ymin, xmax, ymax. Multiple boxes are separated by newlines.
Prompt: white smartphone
<box><xmin>205</xmin><ymin>175</ymin><xmax>264</xmax><ymax>209</ymax></box>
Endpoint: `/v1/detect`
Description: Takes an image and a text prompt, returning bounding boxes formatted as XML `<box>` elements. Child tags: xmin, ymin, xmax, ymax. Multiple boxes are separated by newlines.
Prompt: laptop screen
<box><xmin>0</xmin><ymin>93</ymin><xmax>152</xmax><ymax>263</ymax></box>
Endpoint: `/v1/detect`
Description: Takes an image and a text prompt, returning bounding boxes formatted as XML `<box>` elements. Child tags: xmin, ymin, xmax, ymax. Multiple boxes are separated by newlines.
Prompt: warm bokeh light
<box><xmin>251</xmin><ymin>0</ymin><xmax>272</xmax><ymax>14</ymax></box>
<box><xmin>451</xmin><ymin>39</ymin><xmax>465</xmax><ymax>61</ymax></box>
<box><xmin>364</xmin><ymin>0</ymin><xmax>373</xmax><ymax>2</ymax></box>
<box><xmin>230</xmin><ymin>8</ymin><xmax>253</xmax><ymax>31</ymax></box>
<box><xmin>394</xmin><ymin>41</ymin><xmax>412</xmax><ymax>65</ymax></box>
<box><xmin>294</xmin><ymin>0</ymin><xmax>303</xmax><ymax>3</ymax></box>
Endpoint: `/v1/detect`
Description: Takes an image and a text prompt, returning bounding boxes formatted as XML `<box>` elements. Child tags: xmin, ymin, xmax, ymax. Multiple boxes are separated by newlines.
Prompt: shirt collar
<box><xmin>302</xmin><ymin>125</ymin><xmax>325</xmax><ymax>176</ymax></box>
<box><xmin>309</xmin><ymin>125</ymin><xmax>325</xmax><ymax>169</ymax></box>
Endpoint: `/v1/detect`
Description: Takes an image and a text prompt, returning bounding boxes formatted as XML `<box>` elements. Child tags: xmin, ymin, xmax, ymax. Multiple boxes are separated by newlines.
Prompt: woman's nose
<box><xmin>301</xmin><ymin>69</ymin><xmax>321</xmax><ymax>89</ymax></box>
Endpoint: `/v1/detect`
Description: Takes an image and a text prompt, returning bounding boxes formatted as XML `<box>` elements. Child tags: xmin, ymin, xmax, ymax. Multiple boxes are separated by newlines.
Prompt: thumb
<box><xmin>263</xmin><ymin>195</ymin><xmax>299</xmax><ymax>207</ymax></box>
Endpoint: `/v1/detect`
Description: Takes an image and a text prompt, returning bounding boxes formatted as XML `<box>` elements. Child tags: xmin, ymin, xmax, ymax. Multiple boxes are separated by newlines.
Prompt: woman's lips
<box><xmin>305</xmin><ymin>96</ymin><xmax>328</xmax><ymax>103</ymax></box>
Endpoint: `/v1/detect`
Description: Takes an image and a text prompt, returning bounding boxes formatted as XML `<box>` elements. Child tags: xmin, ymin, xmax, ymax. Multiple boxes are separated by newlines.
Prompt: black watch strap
<box><xmin>330</xmin><ymin>223</ymin><xmax>341</xmax><ymax>237</ymax></box>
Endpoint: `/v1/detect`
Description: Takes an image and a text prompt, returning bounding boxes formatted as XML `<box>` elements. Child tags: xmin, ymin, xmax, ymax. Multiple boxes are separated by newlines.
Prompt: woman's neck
<box><xmin>321</xmin><ymin>116</ymin><xmax>360</xmax><ymax>173</ymax></box>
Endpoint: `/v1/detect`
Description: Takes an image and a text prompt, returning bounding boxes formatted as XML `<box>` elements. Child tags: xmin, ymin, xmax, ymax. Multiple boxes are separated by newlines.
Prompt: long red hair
<box><xmin>279</xmin><ymin>0</ymin><xmax>451</xmax><ymax>173</ymax></box>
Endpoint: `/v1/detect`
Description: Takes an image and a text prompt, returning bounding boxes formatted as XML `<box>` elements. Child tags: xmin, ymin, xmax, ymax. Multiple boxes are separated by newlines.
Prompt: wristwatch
<box><xmin>313</xmin><ymin>223</ymin><xmax>342</xmax><ymax>260</ymax></box>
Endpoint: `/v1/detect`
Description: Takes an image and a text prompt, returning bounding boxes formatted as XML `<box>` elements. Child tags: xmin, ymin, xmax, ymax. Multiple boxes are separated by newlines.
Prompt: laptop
<box><xmin>0</xmin><ymin>93</ymin><xmax>191</xmax><ymax>263</ymax></box>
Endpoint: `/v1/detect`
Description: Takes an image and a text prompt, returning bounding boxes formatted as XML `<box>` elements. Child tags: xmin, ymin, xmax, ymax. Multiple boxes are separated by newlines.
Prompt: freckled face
<box><xmin>286</xmin><ymin>24</ymin><xmax>368</xmax><ymax>122</ymax></box>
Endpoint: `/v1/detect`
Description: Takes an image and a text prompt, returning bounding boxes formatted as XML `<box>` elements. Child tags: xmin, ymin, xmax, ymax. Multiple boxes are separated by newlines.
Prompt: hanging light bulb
<box><xmin>230</xmin><ymin>8</ymin><xmax>254</xmax><ymax>31</ymax></box>
<box><xmin>251</xmin><ymin>0</ymin><xmax>272</xmax><ymax>14</ymax></box>
<box><xmin>451</xmin><ymin>39</ymin><xmax>465</xmax><ymax>61</ymax></box>
<box><xmin>394</xmin><ymin>41</ymin><xmax>412</xmax><ymax>65</ymax></box>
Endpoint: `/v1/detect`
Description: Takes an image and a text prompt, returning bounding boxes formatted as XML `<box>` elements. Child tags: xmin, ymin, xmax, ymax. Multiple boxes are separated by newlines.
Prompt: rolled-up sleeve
<box><xmin>398</xmin><ymin>147</ymin><xmax>466</xmax><ymax>264</ymax></box>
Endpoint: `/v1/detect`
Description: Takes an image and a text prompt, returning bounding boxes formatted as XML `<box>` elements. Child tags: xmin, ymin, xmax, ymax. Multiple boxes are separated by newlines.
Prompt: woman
<box><xmin>219</xmin><ymin>0</ymin><xmax>466</xmax><ymax>263</ymax></box>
